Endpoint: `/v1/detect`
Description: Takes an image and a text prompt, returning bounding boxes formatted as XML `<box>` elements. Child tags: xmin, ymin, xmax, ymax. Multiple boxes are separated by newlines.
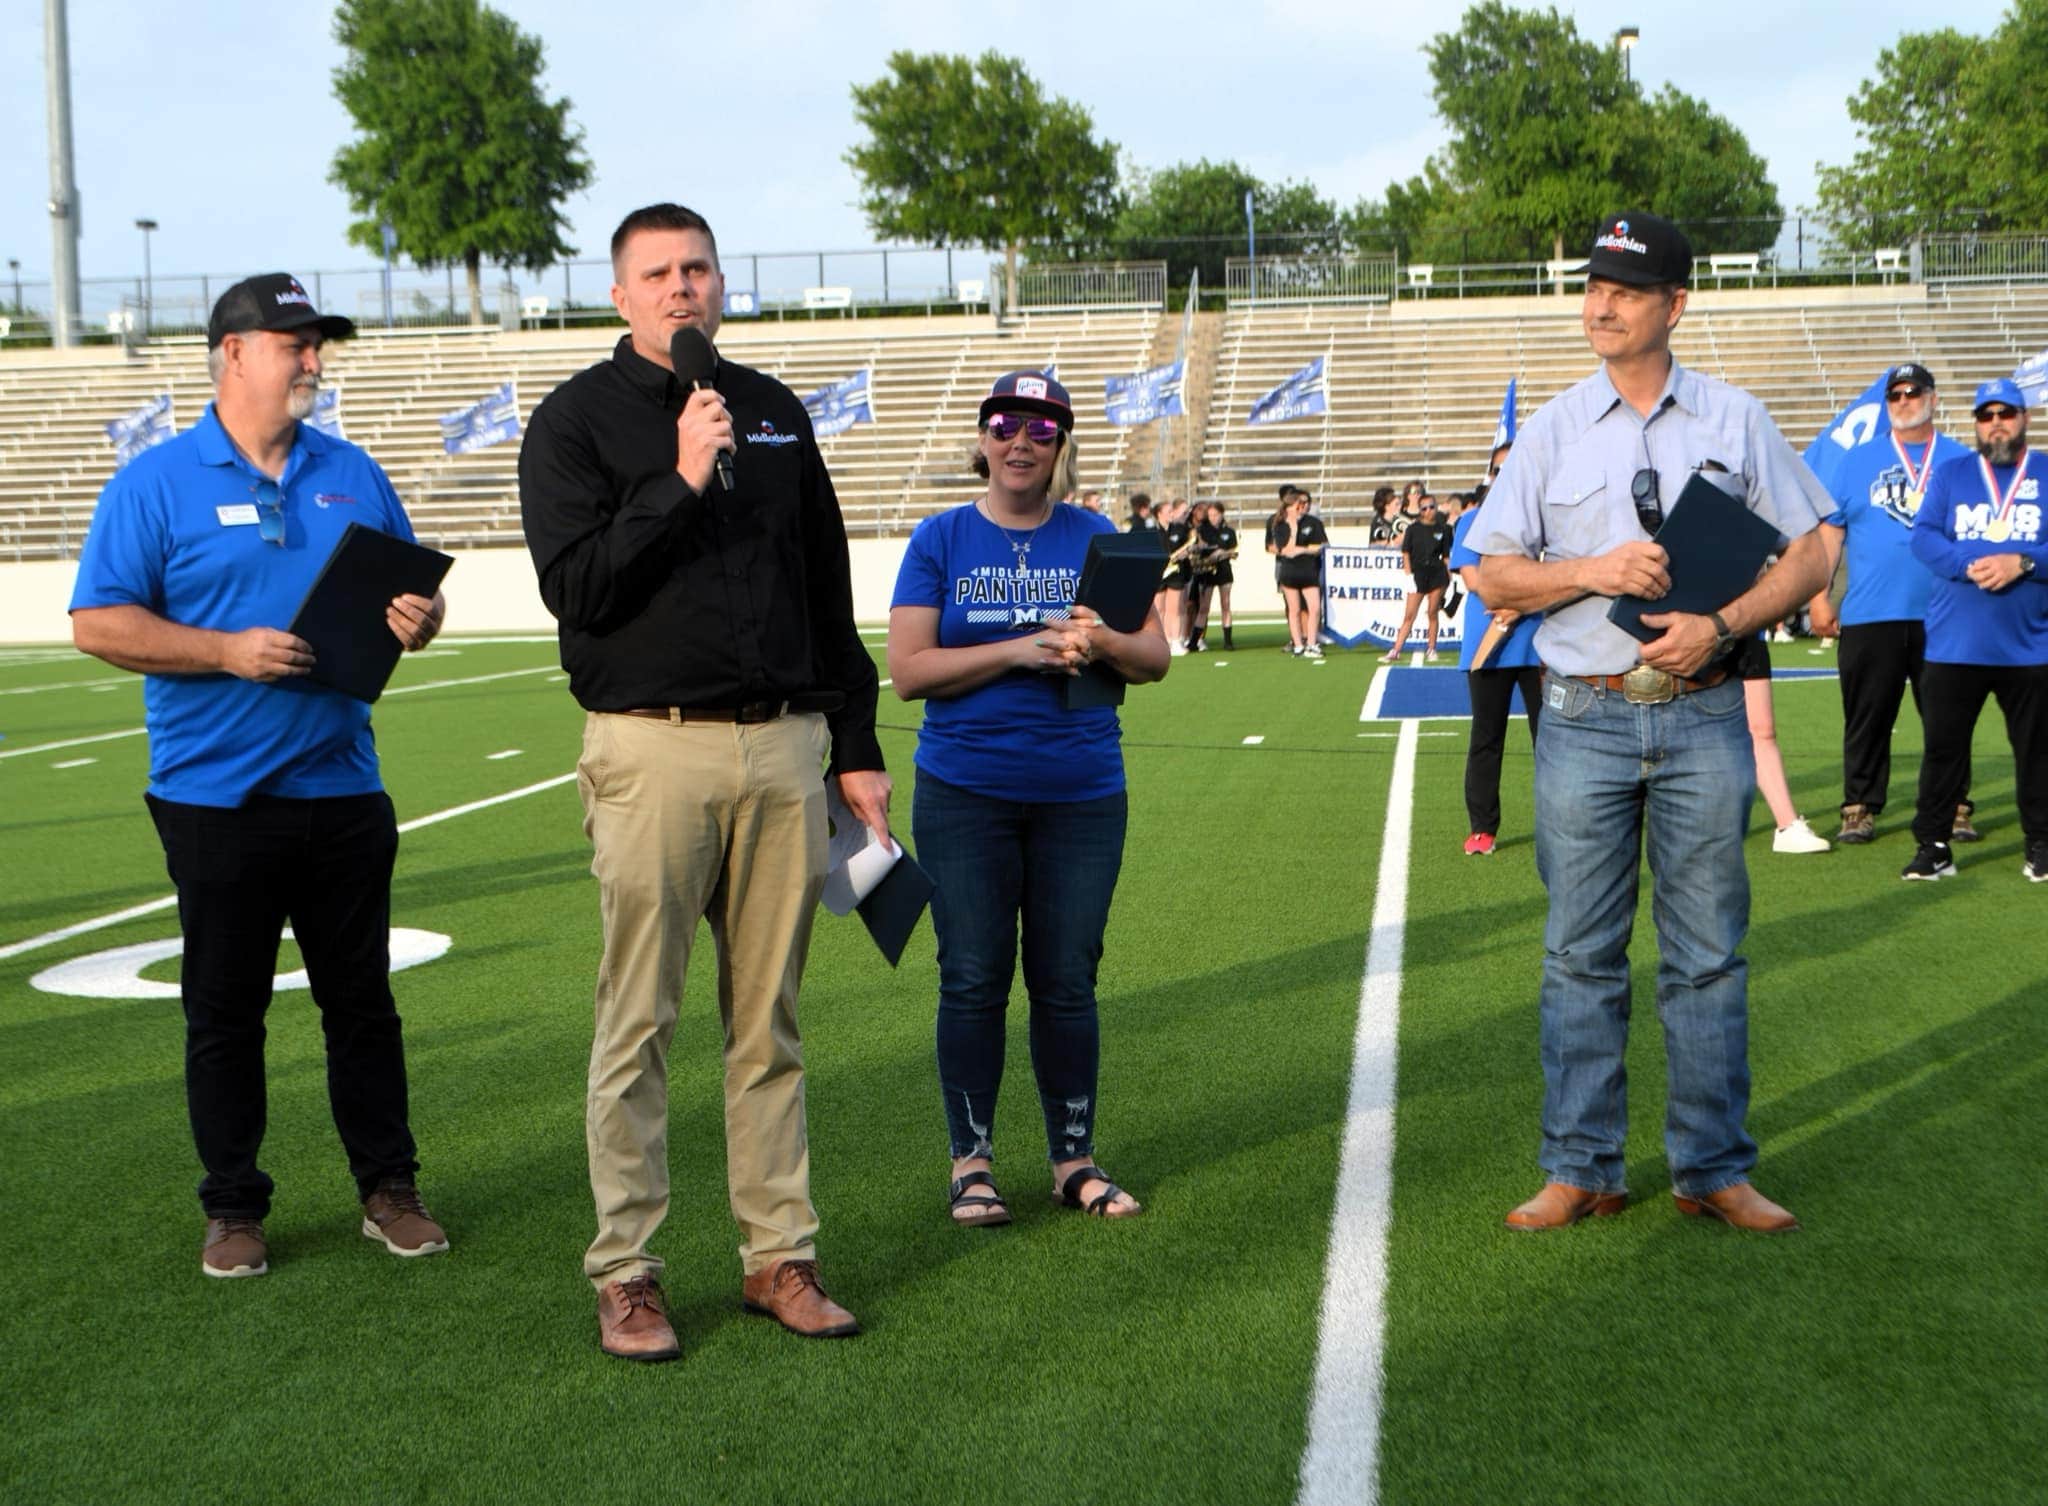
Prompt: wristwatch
<box><xmin>1708</xmin><ymin>611</ymin><xmax>1736</xmax><ymax>654</ymax></box>
<box><xmin>2023</xmin><ymin>556</ymin><xmax>2037</xmax><ymax>577</ymax></box>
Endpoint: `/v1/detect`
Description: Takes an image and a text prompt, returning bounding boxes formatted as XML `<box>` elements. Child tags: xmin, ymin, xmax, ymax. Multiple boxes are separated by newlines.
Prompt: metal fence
<box><xmin>1009</xmin><ymin>261</ymin><xmax>1167</xmax><ymax>311</ymax></box>
<box><xmin>1224</xmin><ymin>256</ymin><xmax>1398</xmax><ymax>305</ymax></box>
<box><xmin>1919</xmin><ymin>234</ymin><xmax>2048</xmax><ymax>285</ymax></box>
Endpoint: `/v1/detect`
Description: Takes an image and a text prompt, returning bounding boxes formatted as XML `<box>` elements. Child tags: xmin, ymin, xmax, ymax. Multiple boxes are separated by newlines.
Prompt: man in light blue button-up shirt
<box><xmin>1468</xmin><ymin>213</ymin><xmax>1830</xmax><ymax>1237</ymax></box>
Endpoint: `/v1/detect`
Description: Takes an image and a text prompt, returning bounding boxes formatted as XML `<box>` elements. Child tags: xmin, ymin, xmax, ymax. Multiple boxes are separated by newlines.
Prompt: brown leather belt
<box><xmin>618</xmin><ymin>702</ymin><xmax>790</xmax><ymax>725</ymax></box>
<box><xmin>1566</xmin><ymin>667</ymin><xmax>1729</xmax><ymax>705</ymax></box>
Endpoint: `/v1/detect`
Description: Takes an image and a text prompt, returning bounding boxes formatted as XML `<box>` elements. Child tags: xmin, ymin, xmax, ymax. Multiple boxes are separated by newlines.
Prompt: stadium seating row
<box><xmin>3</xmin><ymin>285</ymin><xmax>2046</xmax><ymax>560</ymax></box>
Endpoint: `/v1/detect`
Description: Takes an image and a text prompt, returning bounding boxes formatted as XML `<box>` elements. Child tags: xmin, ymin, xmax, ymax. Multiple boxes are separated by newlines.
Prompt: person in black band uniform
<box><xmin>1186</xmin><ymin>501</ymin><xmax>1239</xmax><ymax>650</ymax></box>
<box><xmin>1158</xmin><ymin>499</ymin><xmax>1193</xmax><ymax>656</ymax></box>
<box><xmin>1385</xmin><ymin>495</ymin><xmax>1453</xmax><ymax>662</ymax></box>
<box><xmin>1126</xmin><ymin>492</ymin><xmax>1156</xmax><ymax>534</ymax></box>
<box><xmin>519</xmin><ymin>201</ymin><xmax>888</xmax><ymax>1362</ymax></box>
<box><xmin>1274</xmin><ymin>489</ymin><xmax>1327</xmax><ymax>658</ymax></box>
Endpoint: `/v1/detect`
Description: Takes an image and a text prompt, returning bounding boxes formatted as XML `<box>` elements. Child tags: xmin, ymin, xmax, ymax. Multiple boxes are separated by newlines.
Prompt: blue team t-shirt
<box><xmin>1820</xmin><ymin>430</ymin><xmax>1970</xmax><ymax>625</ymax></box>
<box><xmin>1911</xmin><ymin>450</ymin><xmax>2048</xmax><ymax>667</ymax></box>
<box><xmin>70</xmin><ymin>404</ymin><xmax>417</xmax><ymax>807</ymax></box>
<box><xmin>892</xmin><ymin>501</ymin><xmax>1124</xmax><ymax>802</ymax></box>
<box><xmin>1449</xmin><ymin>510</ymin><xmax>1541</xmax><ymax>671</ymax></box>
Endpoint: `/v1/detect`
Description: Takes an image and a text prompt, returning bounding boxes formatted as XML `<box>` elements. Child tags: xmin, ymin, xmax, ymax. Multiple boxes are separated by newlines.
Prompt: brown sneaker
<box><xmin>741</xmin><ymin>1258</ymin><xmax>860</xmax><ymax>1338</ymax></box>
<box><xmin>360</xmin><ymin>1179</ymin><xmax>449</xmax><ymax>1257</ymax></box>
<box><xmin>598</xmin><ymin>1274</ymin><xmax>681</xmax><ymax>1362</ymax></box>
<box><xmin>1952</xmin><ymin>804</ymin><xmax>1982</xmax><ymax>843</ymax></box>
<box><xmin>1835</xmin><ymin>804</ymin><xmax>1875</xmax><ymax>844</ymax></box>
<box><xmin>202</xmin><ymin>1217</ymin><xmax>268</xmax><ymax>1279</ymax></box>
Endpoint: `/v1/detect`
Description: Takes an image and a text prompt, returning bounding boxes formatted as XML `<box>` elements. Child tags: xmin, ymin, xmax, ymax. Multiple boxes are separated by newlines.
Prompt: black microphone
<box><xmin>668</xmin><ymin>325</ymin><xmax>733</xmax><ymax>493</ymax></box>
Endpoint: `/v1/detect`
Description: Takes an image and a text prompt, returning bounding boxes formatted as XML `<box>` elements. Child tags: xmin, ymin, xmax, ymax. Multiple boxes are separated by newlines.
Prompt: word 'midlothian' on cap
<box><xmin>207</xmin><ymin>273</ymin><xmax>357</xmax><ymax>348</ymax></box>
<box><xmin>1575</xmin><ymin>213</ymin><xmax>1693</xmax><ymax>288</ymax></box>
<box><xmin>979</xmin><ymin>371</ymin><xmax>1074</xmax><ymax>430</ymax></box>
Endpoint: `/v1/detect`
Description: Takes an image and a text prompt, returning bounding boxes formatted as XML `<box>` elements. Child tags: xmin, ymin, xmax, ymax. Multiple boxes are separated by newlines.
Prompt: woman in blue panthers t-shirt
<box><xmin>888</xmin><ymin>372</ymin><xmax>1169</xmax><ymax>1228</ymax></box>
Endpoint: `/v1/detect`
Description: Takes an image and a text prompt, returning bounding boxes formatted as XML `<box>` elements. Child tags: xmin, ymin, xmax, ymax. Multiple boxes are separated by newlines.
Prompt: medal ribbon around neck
<box><xmin>1977</xmin><ymin>454</ymin><xmax>2028</xmax><ymax>541</ymax></box>
<box><xmin>1890</xmin><ymin>432</ymin><xmax>1937</xmax><ymax>497</ymax></box>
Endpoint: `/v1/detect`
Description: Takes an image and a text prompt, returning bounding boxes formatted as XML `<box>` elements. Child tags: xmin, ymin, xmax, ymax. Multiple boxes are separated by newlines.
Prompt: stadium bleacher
<box><xmin>4</xmin><ymin>282</ymin><xmax>2047</xmax><ymax>561</ymax></box>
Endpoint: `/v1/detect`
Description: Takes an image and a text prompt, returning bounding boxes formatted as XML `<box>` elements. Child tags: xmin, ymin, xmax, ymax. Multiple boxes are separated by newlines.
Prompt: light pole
<box><xmin>6</xmin><ymin>258</ymin><xmax>18</xmax><ymax>313</ymax></box>
<box><xmin>1614</xmin><ymin>26</ymin><xmax>1639</xmax><ymax>82</ymax></box>
<box><xmin>135</xmin><ymin>217</ymin><xmax>158</xmax><ymax>333</ymax></box>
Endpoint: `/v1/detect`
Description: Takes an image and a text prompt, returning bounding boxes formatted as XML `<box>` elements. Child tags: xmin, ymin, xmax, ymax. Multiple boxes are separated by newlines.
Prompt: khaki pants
<box><xmin>577</xmin><ymin>710</ymin><xmax>830</xmax><ymax>1286</ymax></box>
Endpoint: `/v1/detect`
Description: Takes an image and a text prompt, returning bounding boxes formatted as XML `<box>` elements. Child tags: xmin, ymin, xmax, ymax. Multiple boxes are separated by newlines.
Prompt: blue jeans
<box><xmin>1531</xmin><ymin>673</ymin><xmax>1759</xmax><ymax>1199</ymax></box>
<box><xmin>912</xmin><ymin>772</ymin><xmax>1127</xmax><ymax>1164</ymax></box>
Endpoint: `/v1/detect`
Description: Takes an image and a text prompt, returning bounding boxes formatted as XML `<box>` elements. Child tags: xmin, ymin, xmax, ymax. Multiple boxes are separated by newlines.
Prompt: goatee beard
<box><xmin>1978</xmin><ymin>434</ymin><xmax>2024</xmax><ymax>467</ymax></box>
<box><xmin>287</xmin><ymin>380</ymin><xmax>320</xmax><ymax>421</ymax></box>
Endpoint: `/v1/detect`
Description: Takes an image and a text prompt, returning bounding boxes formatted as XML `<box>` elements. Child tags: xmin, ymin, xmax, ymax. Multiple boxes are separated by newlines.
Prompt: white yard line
<box><xmin>1296</xmin><ymin>717</ymin><xmax>1416</xmax><ymax>1506</ymax></box>
<box><xmin>0</xmin><ymin>676</ymin><xmax>133</xmax><ymax>696</ymax></box>
<box><xmin>0</xmin><ymin>768</ymin><xmax>581</xmax><ymax>962</ymax></box>
<box><xmin>0</xmin><ymin>727</ymin><xmax>149</xmax><ymax>761</ymax></box>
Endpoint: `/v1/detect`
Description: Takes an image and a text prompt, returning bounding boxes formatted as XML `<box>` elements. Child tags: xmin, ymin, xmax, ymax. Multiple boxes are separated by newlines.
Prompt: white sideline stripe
<box><xmin>0</xmin><ymin>677</ymin><xmax>131</xmax><ymax>696</ymax></box>
<box><xmin>0</xmin><ymin>769</ymin><xmax>579</xmax><ymax>963</ymax></box>
<box><xmin>0</xmin><ymin>727</ymin><xmax>148</xmax><ymax>760</ymax></box>
<box><xmin>51</xmin><ymin>758</ymin><xmax>98</xmax><ymax>769</ymax></box>
<box><xmin>1296</xmin><ymin>717</ymin><xmax>1416</xmax><ymax>1506</ymax></box>
<box><xmin>382</xmin><ymin>665</ymin><xmax>557</xmax><ymax>696</ymax></box>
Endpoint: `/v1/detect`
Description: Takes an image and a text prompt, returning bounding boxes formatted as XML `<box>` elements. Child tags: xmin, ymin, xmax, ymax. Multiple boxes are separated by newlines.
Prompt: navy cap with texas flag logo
<box><xmin>207</xmin><ymin>273</ymin><xmax>357</xmax><ymax>348</ymax></box>
<box><xmin>1574</xmin><ymin>212</ymin><xmax>1694</xmax><ymax>288</ymax></box>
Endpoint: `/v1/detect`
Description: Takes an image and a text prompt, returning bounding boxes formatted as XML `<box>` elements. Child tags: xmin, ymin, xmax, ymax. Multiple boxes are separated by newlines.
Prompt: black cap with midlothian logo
<box><xmin>207</xmin><ymin>273</ymin><xmax>357</xmax><ymax>348</ymax></box>
<box><xmin>1574</xmin><ymin>212</ymin><xmax>1694</xmax><ymax>288</ymax></box>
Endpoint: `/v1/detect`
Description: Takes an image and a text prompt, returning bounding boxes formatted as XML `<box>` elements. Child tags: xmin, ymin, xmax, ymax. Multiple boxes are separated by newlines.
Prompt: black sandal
<box><xmin>1053</xmin><ymin>1164</ymin><xmax>1142</xmax><ymax>1218</ymax></box>
<box><xmin>948</xmin><ymin>1170</ymin><xmax>1012</xmax><ymax>1228</ymax></box>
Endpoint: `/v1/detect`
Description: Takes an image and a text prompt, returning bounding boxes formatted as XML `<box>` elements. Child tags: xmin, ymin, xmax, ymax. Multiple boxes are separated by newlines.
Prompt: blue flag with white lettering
<box><xmin>1492</xmin><ymin>377</ymin><xmax>1517</xmax><ymax>449</ymax></box>
<box><xmin>1247</xmin><ymin>357</ymin><xmax>1328</xmax><ymax>426</ymax></box>
<box><xmin>1104</xmin><ymin>360</ymin><xmax>1186</xmax><ymax>427</ymax></box>
<box><xmin>439</xmin><ymin>381</ymin><xmax>521</xmax><ymax>454</ymax></box>
<box><xmin>2013</xmin><ymin>347</ymin><xmax>2048</xmax><ymax>409</ymax></box>
<box><xmin>307</xmin><ymin>385</ymin><xmax>345</xmax><ymax>440</ymax></box>
<box><xmin>1801</xmin><ymin>372</ymin><xmax>1891</xmax><ymax>493</ymax></box>
<box><xmin>107</xmin><ymin>394</ymin><xmax>174</xmax><ymax>469</ymax></box>
<box><xmin>802</xmin><ymin>368</ymin><xmax>874</xmax><ymax>438</ymax></box>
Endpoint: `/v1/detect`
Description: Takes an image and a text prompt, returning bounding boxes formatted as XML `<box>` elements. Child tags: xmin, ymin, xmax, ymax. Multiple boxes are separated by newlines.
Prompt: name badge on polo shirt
<box><xmin>216</xmin><ymin>504</ymin><xmax>260</xmax><ymax>526</ymax></box>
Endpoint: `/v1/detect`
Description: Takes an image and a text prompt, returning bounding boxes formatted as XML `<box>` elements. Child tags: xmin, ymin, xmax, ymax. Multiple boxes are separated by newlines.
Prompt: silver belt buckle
<box><xmin>1620</xmin><ymin>665</ymin><xmax>1677</xmax><ymax>704</ymax></box>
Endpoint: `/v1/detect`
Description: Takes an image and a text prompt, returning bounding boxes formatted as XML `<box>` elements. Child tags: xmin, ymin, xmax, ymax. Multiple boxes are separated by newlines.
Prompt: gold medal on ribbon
<box><xmin>1903</xmin><ymin>488</ymin><xmax>1924</xmax><ymax>517</ymax></box>
<box><xmin>1985</xmin><ymin>514</ymin><xmax>2013</xmax><ymax>543</ymax></box>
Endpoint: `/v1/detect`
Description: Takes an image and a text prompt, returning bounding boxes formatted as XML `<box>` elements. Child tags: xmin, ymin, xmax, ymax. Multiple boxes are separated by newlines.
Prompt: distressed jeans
<box><xmin>912</xmin><ymin>773</ymin><xmax>1127</xmax><ymax>1164</ymax></box>
<box><xmin>1531</xmin><ymin>672</ymin><xmax>1760</xmax><ymax>1199</ymax></box>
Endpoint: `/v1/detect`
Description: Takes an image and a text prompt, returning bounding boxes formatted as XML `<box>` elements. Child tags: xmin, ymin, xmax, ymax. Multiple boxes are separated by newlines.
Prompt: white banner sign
<box><xmin>1320</xmin><ymin>545</ymin><xmax>1468</xmax><ymax>650</ymax></box>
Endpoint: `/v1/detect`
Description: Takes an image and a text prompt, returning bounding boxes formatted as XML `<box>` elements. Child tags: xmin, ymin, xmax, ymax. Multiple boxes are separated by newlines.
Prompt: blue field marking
<box><xmin>1362</xmin><ymin>663</ymin><xmax>1838</xmax><ymax>722</ymax></box>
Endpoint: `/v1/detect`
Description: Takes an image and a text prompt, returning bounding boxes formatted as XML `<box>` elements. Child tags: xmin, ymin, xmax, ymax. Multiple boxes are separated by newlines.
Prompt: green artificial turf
<box><xmin>1</xmin><ymin>633</ymin><xmax>2041</xmax><ymax>1505</ymax></box>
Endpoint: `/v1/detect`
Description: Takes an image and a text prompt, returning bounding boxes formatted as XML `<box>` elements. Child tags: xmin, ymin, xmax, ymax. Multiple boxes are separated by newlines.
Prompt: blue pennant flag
<box><xmin>1104</xmin><ymin>360</ymin><xmax>1185</xmax><ymax>428</ymax></box>
<box><xmin>107</xmin><ymin>394</ymin><xmax>174</xmax><ymax>469</ymax></box>
<box><xmin>1247</xmin><ymin>357</ymin><xmax>1328</xmax><ymax>426</ymax></box>
<box><xmin>1492</xmin><ymin>377</ymin><xmax>1518</xmax><ymax>449</ymax></box>
<box><xmin>306</xmin><ymin>385</ymin><xmax>345</xmax><ymax>440</ymax></box>
<box><xmin>439</xmin><ymin>381</ymin><xmax>521</xmax><ymax>454</ymax></box>
<box><xmin>1041</xmin><ymin>364</ymin><xmax>1058</xmax><ymax>385</ymax></box>
<box><xmin>802</xmin><ymin>368</ymin><xmax>874</xmax><ymax>438</ymax></box>
<box><xmin>1801</xmin><ymin>371</ymin><xmax>1892</xmax><ymax>493</ymax></box>
<box><xmin>2013</xmin><ymin>347</ymin><xmax>2048</xmax><ymax>408</ymax></box>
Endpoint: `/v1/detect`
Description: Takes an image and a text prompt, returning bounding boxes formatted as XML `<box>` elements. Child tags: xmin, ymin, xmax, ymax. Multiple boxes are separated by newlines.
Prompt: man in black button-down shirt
<box><xmin>520</xmin><ymin>203</ymin><xmax>888</xmax><ymax>1361</ymax></box>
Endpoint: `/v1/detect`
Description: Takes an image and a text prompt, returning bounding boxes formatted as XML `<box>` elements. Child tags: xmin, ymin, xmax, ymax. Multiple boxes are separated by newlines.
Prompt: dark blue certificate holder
<box><xmin>1061</xmin><ymin>530</ymin><xmax>1167</xmax><ymax>709</ymax></box>
<box><xmin>1607</xmin><ymin>474</ymin><xmax>1785</xmax><ymax>643</ymax></box>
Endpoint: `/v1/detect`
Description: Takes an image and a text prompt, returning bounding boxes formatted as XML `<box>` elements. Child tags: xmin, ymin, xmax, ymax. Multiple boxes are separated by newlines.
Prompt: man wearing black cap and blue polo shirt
<box><xmin>1809</xmin><ymin>363</ymin><xmax>1977</xmax><ymax>846</ymax></box>
<box><xmin>1900</xmin><ymin>378</ymin><xmax>2048</xmax><ymax>883</ymax></box>
<box><xmin>1469</xmin><ymin>212</ymin><xmax>1831</xmax><ymax>1235</ymax></box>
<box><xmin>70</xmin><ymin>274</ymin><xmax>450</xmax><ymax>1280</ymax></box>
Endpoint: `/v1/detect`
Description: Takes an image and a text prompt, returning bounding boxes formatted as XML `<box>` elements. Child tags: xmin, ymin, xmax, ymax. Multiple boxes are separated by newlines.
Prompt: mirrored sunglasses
<box><xmin>1885</xmin><ymin>386</ymin><xmax>1927</xmax><ymax>402</ymax></box>
<box><xmin>986</xmin><ymin>413</ymin><xmax>1061</xmax><ymax>445</ymax></box>
<box><xmin>1976</xmin><ymin>405</ymin><xmax>2021</xmax><ymax>422</ymax></box>
<box><xmin>253</xmin><ymin>480</ymin><xmax>286</xmax><ymax>547</ymax></box>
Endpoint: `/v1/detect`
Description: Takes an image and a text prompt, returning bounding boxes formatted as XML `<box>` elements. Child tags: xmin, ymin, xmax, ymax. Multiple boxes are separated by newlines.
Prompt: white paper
<box><xmin>822</xmin><ymin>784</ymin><xmax>901</xmax><ymax>916</ymax></box>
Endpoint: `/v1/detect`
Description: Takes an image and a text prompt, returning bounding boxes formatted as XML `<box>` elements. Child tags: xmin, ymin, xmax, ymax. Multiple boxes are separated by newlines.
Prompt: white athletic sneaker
<box><xmin>1772</xmin><ymin>818</ymin><xmax>1831</xmax><ymax>854</ymax></box>
<box><xmin>1424</xmin><ymin>650</ymin><xmax>1440</xmax><ymax>664</ymax></box>
<box><xmin>1169</xmin><ymin>641</ymin><xmax>1188</xmax><ymax>657</ymax></box>
<box><xmin>1304</xmin><ymin>644</ymin><xmax>1325</xmax><ymax>660</ymax></box>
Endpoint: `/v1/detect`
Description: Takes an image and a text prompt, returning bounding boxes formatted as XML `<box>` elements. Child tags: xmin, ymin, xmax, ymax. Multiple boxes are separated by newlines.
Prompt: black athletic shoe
<box><xmin>2025</xmin><ymin>845</ymin><xmax>2048</xmax><ymax>883</ymax></box>
<box><xmin>1900</xmin><ymin>842</ymin><xmax>1956</xmax><ymax>882</ymax></box>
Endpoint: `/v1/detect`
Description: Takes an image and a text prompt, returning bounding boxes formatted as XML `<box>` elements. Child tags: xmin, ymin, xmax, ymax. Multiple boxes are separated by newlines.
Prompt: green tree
<box><xmin>1812</xmin><ymin>28</ymin><xmax>1988</xmax><ymax>251</ymax></box>
<box><xmin>1424</xmin><ymin>2</ymin><xmax>1633</xmax><ymax>262</ymax></box>
<box><xmin>846</xmin><ymin>51</ymin><xmax>1121</xmax><ymax>310</ymax></box>
<box><xmin>1959</xmin><ymin>0</ymin><xmax>2048</xmax><ymax>233</ymax></box>
<box><xmin>1112</xmin><ymin>160</ymin><xmax>1339</xmax><ymax>289</ymax></box>
<box><xmin>1637</xmin><ymin>87</ymin><xmax>1782</xmax><ymax>255</ymax></box>
<box><xmin>329</xmin><ymin>0</ymin><xmax>592</xmax><ymax>325</ymax></box>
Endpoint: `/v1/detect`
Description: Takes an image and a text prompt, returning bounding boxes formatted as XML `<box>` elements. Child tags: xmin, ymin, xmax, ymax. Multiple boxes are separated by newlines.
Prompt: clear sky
<box><xmin>2</xmin><ymin>0</ymin><xmax>2014</xmax><ymax>293</ymax></box>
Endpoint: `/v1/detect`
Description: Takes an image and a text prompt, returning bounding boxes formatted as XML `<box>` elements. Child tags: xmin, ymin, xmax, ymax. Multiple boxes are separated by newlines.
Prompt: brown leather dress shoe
<box><xmin>598</xmin><ymin>1273</ymin><xmax>682</xmax><ymax>1362</ymax></box>
<box><xmin>741</xmin><ymin>1259</ymin><xmax>860</xmax><ymax>1338</ymax></box>
<box><xmin>1504</xmin><ymin>1182</ymin><xmax>1627</xmax><ymax>1231</ymax></box>
<box><xmin>1674</xmin><ymin>1183</ymin><xmax>1800</xmax><ymax>1233</ymax></box>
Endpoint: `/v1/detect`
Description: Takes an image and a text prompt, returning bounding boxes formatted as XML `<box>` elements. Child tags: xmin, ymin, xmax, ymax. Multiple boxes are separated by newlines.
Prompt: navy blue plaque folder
<box><xmin>288</xmin><ymin>523</ymin><xmax>455</xmax><ymax>702</ymax></box>
<box><xmin>1607</xmin><ymin>474</ymin><xmax>1785</xmax><ymax>643</ymax></box>
<box><xmin>1062</xmin><ymin>530</ymin><xmax>1168</xmax><ymax>708</ymax></box>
